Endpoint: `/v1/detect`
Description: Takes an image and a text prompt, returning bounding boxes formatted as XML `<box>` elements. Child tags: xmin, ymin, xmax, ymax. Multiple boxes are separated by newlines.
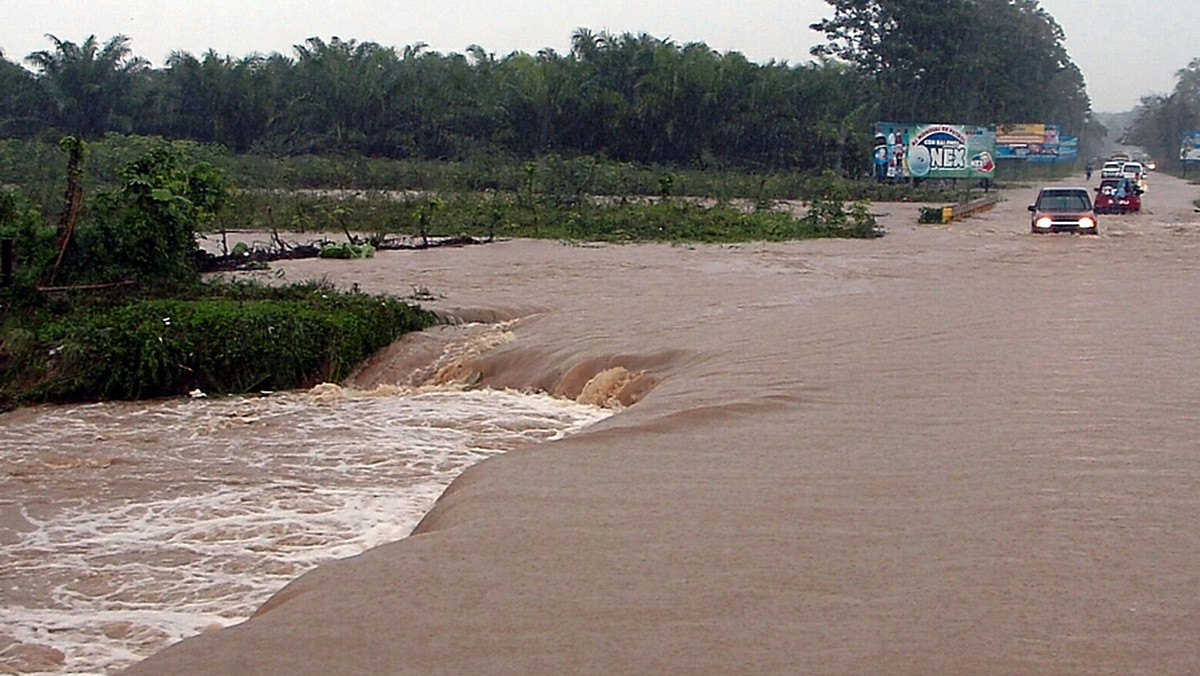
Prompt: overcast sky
<box><xmin>0</xmin><ymin>0</ymin><xmax>1194</xmax><ymax>113</ymax></box>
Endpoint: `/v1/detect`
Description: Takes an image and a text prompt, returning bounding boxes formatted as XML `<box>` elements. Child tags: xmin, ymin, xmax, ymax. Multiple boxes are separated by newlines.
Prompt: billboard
<box><xmin>1182</xmin><ymin>131</ymin><xmax>1200</xmax><ymax>162</ymax></box>
<box><xmin>873</xmin><ymin>122</ymin><xmax>996</xmax><ymax>180</ymax></box>
<box><xmin>996</xmin><ymin>123</ymin><xmax>1070</xmax><ymax>161</ymax></box>
<box><xmin>1055</xmin><ymin>136</ymin><xmax>1079</xmax><ymax>162</ymax></box>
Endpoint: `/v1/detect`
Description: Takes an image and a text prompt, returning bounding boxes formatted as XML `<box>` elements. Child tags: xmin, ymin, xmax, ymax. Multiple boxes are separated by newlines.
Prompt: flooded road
<box><xmin>10</xmin><ymin>172</ymin><xmax>1200</xmax><ymax>675</ymax></box>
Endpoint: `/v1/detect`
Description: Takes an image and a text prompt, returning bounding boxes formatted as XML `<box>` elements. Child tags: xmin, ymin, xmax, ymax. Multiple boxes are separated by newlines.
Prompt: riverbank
<box><xmin>0</xmin><ymin>280</ymin><xmax>437</xmax><ymax>409</ymax></box>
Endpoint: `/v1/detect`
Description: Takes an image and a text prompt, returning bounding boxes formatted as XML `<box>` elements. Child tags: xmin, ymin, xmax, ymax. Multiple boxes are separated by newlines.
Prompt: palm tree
<box><xmin>25</xmin><ymin>34</ymin><xmax>149</xmax><ymax>138</ymax></box>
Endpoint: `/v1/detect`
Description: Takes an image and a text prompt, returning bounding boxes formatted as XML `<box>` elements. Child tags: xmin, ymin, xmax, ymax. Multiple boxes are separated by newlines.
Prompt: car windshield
<box><xmin>1039</xmin><ymin>193</ymin><xmax>1090</xmax><ymax>210</ymax></box>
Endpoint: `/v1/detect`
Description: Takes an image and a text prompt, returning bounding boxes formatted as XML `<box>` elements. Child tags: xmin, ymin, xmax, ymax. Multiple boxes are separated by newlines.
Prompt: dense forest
<box><xmin>0</xmin><ymin>0</ymin><xmax>1100</xmax><ymax>173</ymax></box>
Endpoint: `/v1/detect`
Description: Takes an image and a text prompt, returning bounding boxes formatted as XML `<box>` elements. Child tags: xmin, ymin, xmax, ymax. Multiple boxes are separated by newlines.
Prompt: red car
<box><xmin>1094</xmin><ymin>177</ymin><xmax>1141</xmax><ymax>214</ymax></box>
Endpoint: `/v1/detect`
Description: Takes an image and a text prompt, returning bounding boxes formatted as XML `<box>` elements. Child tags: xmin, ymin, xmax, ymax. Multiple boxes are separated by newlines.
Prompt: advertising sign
<box><xmin>996</xmin><ymin>123</ymin><xmax>1051</xmax><ymax>146</ymax></box>
<box><xmin>1182</xmin><ymin>131</ymin><xmax>1200</xmax><ymax>162</ymax></box>
<box><xmin>996</xmin><ymin>123</ymin><xmax>1066</xmax><ymax>161</ymax></box>
<box><xmin>873</xmin><ymin>122</ymin><xmax>996</xmax><ymax>180</ymax></box>
<box><xmin>1055</xmin><ymin>136</ymin><xmax>1079</xmax><ymax>162</ymax></box>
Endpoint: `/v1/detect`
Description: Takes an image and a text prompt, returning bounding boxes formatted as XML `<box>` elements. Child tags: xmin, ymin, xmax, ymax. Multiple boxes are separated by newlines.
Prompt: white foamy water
<box><xmin>0</xmin><ymin>385</ymin><xmax>612</xmax><ymax>675</ymax></box>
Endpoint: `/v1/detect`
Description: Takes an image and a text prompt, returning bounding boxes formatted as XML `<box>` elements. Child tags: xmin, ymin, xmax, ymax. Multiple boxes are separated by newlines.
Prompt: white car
<box><xmin>1100</xmin><ymin>161</ymin><xmax>1124</xmax><ymax>178</ymax></box>
<box><xmin>1121</xmin><ymin>162</ymin><xmax>1148</xmax><ymax>193</ymax></box>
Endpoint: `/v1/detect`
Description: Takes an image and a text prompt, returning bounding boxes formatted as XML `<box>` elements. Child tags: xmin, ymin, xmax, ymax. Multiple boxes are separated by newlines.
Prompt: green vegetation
<box><xmin>0</xmin><ymin>136</ymin><xmax>970</xmax><ymax>214</ymax></box>
<box><xmin>918</xmin><ymin>207</ymin><xmax>945</xmax><ymax>224</ymax></box>
<box><xmin>0</xmin><ymin>281</ymin><xmax>435</xmax><ymax>406</ymax></box>
<box><xmin>0</xmin><ymin>137</ymin><xmax>231</xmax><ymax>287</ymax></box>
<box><xmin>2</xmin><ymin>6</ymin><xmax>1097</xmax><ymax>170</ymax></box>
<box><xmin>0</xmin><ymin>139</ymin><xmax>437</xmax><ymax>409</ymax></box>
<box><xmin>214</xmin><ymin>185</ymin><xmax>882</xmax><ymax>246</ymax></box>
<box><xmin>811</xmin><ymin>0</ymin><xmax>1094</xmax><ymax>137</ymax></box>
<box><xmin>0</xmin><ymin>135</ymin><xmax>969</xmax><ymax>255</ymax></box>
<box><xmin>319</xmin><ymin>242</ymin><xmax>376</xmax><ymax>258</ymax></box>
<box><xmin>1126</xmin><ymin>58</ymin><xmax>1200</xmax><ymax>175</ymax></box>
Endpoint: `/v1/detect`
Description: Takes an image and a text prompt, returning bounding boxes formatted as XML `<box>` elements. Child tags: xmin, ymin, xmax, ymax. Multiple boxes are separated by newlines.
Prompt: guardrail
<box><xmin>939</xmin><ymin>195</ymin><xmax>998</xmax><ymax>223</ymax></box>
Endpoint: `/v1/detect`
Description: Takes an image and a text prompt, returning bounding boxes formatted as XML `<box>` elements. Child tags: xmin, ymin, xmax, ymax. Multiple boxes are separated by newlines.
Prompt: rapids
<box><xmin>0</xmin><ymin>385</ymin><xmax>611</xmax><ymax>674</ymax></box>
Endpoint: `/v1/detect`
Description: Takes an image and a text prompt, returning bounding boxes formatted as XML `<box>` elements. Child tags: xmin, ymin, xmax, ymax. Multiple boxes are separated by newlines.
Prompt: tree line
<box><xmin>1125</xmin><ymin>58</ymin><xmax>1200</xmax><ymax>170</ymax></box>
<box><xmin>1</xmin><ymin>1</ymin><xmax>1097</xmax><ymax>173</ymax></box>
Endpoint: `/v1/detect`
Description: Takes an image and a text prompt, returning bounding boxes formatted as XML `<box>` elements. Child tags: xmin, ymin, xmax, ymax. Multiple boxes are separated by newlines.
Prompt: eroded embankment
<box><xmin>347</xmin><ymin>313</ymin><xmax>677</xmax><ymax>409</ymax></box>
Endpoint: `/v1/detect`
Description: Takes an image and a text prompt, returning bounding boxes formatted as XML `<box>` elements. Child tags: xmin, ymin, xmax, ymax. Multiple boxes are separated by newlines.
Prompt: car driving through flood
<box><xmin>1029</xmin><ymin>186</ymin><xmax>1098</xmax><ymax>234</ymax></box>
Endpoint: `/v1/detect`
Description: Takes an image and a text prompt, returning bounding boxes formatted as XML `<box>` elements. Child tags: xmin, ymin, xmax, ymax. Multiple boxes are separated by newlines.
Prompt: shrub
<box><xmin>918</xmin><ymin>206</ymin><xmax>946</xmax><ymax>223</ymax></box>
<box><xmin>802</xmin><ymin>171</ymin><xmax>879</xmax><ymax>238</ymax></box>
<box><xmin>318</xmin><ymin>242</ymin><xmax>375</xmax><ymax>259</ymax></box>
<box><xmin>0</xmin><ymin>188</ymin><xmax>57</xmax><ymax>294</ymax></box>
<box><xmin>2</xmin><ymin>281</ymin><xmax>437</xmax><ymax>403</ymax></box>
<box><xmin>60</xmin><ymin>143</ymin><xmax>232</xmax><ymax>285</ymax></box>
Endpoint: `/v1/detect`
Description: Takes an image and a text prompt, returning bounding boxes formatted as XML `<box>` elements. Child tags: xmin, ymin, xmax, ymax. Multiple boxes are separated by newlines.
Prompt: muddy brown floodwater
<box><xmin>114</xmin><ymin>173</ymin><xmax>1200</xmax><ymax>675</ymax></box>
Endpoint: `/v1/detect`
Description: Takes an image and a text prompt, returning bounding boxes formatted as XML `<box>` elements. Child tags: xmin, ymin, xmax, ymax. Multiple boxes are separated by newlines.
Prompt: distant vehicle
<box><xmin>1121</xmin><ymin>162</ymin><xmax>1149</xmax><ymax>193</ymax></box>
<box><xmin>1109</xmin><ymin>151</ymin><xmax>1132</xmax><ymax>162</ymax></box>
<box><xmin>1094</xmin><ymin>178</ymin><xmax>1141</xmax><ymax>214</ymax></box>
<box><xmin>1100</xmin><ymin>160</ymin><xmax>1124</xmax><ymax>178</ymax></box>
<box><xmin>1146</xmin><ymin>159</ymin><xmax>1158</xmax><ymax>171</ymax></box>
<box><xmin>1029</xmin><ymin>186</ymin><xmax>1097</xmax><ymax>234</ymax></box>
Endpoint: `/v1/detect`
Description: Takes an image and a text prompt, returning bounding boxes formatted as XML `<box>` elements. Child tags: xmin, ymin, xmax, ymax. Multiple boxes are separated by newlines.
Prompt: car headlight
<box><xmin>1079</xmin><ymin>217</ymin><xmax>1096</xmax><ymax>229</ymax></box>
<box><xmin>1035</xmin><ymin>217</ymin><xmax>1053</xmax><ymax>229</ymax></box>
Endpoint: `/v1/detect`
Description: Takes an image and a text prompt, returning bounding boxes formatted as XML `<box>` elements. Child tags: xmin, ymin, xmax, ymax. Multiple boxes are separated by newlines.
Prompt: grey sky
<box><xmin>0</xmin><ymin>0</ymin><xmax>1194</xmax><ymax>113</ymax></box>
